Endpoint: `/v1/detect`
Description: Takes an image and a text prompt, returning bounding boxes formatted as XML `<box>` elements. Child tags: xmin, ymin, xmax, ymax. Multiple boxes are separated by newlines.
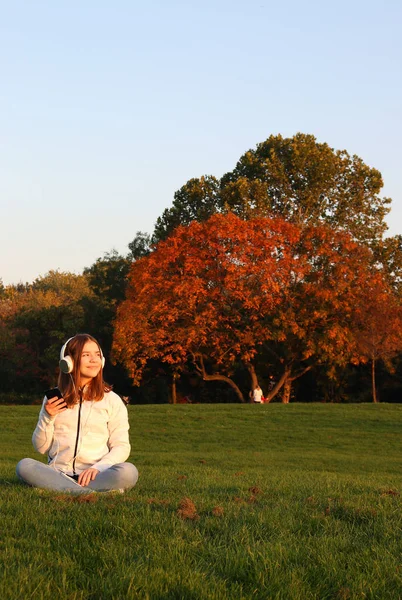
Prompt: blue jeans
<box><xmin>16</xmin><ymin>458</ymin><xmax>138</xmax><ymax>494</ymax></box>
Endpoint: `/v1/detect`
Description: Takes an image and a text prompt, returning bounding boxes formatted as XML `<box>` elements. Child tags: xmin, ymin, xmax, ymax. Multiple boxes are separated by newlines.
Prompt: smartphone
<box><xmin>44</xmin><ymin>387</ymin><xmax>63</xmax><ymax>400</ymax></box>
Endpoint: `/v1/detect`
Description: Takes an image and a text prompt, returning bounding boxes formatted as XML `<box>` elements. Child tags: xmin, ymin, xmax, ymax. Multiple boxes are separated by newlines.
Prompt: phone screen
<box><xmin>44</xmin><ymin>387</ymin><xmax>63</xmax><ymax>400</ymax></box>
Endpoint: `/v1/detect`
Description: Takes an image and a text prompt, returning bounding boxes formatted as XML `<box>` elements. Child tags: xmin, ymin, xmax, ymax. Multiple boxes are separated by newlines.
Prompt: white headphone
<box><xmin>59</xmin><ymin>336</ymin><xmax>106</xmax><ymax>374</ymax></box>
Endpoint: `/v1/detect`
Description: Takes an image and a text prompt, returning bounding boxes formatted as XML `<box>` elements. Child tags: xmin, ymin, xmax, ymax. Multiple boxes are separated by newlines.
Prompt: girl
<box><xmin>251</xmin><ymin>385</ymin><xmax>264</xmax><ymax>403</ymax></box>
<box><xmin>16</xmin><ymin>334</ymin><xmax>138</xmax><ymax>494</ymax></box>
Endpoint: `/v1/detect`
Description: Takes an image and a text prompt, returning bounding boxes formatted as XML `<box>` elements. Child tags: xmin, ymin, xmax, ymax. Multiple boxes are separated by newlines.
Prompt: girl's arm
<box><xmin>32</xmin><ymin>399</ymin><xmax>57</xmax><ymax>454</ymax></box>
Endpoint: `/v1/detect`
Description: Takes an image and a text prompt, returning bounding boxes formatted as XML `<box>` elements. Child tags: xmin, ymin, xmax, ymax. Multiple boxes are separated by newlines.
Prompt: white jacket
<box><xmin>32</xmin><ymin>390</ymin><xmax>131</xmax><ymax>475</ymax></box>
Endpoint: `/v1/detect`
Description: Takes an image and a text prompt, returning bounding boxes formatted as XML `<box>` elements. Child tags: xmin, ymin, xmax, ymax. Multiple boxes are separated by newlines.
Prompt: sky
<box><xmin>1</xmin><ymin>0</ymin><xmax>401</xmax><ymax>285</ymax></box>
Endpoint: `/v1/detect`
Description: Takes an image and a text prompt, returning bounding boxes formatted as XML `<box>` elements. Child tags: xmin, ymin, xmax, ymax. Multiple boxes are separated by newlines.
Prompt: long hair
<box><xmin>58</xmin><ymin>334</ymin><xmax>111</xmax><ymax>406</ymax></box>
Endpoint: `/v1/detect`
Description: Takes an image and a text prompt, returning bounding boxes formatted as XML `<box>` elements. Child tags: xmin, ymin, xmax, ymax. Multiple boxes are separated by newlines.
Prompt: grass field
<box><xmin>1</xmin><ymin>403</ymin><xmax>402</xmax><ymax>600</ymax></box>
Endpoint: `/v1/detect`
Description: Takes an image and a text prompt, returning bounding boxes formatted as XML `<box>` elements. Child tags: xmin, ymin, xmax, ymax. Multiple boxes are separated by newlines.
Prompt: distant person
<box><xmin>250</xmin><ymin>385</ymin><xmax>264</xmax><ymax>404</ymax></box>
<box><xmin>16</xmin><ymin>334</ymin><xmax>138</xmax><ymax>494</ymax></box>
<box><xmin>267</xmin><ymin>375</ymin><xmax>276</xmax><ymax>392</ymax></box>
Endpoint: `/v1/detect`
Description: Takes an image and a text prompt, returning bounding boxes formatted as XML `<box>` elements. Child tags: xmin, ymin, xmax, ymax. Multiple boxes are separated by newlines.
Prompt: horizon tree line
<box><xmin>1</xmin><ymin>133</ymin><xmax>402</xmax><ymax>404</ymax></box>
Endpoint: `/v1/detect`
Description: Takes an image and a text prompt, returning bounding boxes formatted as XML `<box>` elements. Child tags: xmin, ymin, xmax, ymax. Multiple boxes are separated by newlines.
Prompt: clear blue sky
<box><xmin>1</xmin><ymin>0</ymin><xmax>401</xmax><ymax>285</ymax></box>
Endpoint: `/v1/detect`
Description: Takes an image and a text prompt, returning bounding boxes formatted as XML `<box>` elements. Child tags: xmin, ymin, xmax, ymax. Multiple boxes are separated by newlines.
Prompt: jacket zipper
<box><xmin>72</xmin><ymin>391</ymin><xmax>83</xmax><ymax>475</ymax></box>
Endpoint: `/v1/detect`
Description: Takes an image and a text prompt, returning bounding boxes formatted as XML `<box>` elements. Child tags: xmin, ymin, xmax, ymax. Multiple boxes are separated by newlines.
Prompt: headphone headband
<box><xmin>59</xmin><ymin>335</ymin><xmax>105</xmax><ymax>374</ymax></box>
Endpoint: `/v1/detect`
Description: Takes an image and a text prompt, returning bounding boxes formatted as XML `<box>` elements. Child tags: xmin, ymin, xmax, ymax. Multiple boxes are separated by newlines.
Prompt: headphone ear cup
<box><xmin>59</xmin><ymin>356</ymin><xmax>74</xmax><ymax>374</ymax></box>
<box><xmin>101</xmin><ymin>356</ymin><xmax>105</xmax><ymax>369</ymax></box>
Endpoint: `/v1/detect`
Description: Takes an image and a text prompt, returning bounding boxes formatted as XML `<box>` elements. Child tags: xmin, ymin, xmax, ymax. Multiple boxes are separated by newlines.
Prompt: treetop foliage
<box><xmin>153</xmin><ymin>133</ymin><xmax>391</xmax><ymax>250</ymax></box>
<box><xmin>127</xmin><ymin>232</ymin><xmax>153</xmax><ymax>260</ymax></box>
<box><xmin>84</xmin><ymin>250</ymin><xmax>131</xmax><ymax>304</ymax></box>
<box><xmin>153</xmin><ymin>176</ymin><xmax>221</xmax><ymax>243</ymax></box>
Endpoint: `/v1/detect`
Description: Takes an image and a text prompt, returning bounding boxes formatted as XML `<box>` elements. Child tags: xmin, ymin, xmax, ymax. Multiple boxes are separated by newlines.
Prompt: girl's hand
<box><xmin>45</xmin><ymin>396</ymin><xmax>67</xmax><ymax>417</ymax></box>
<box><xmin>78</xmin><ymin>468</ymin><xmax>100</xmax><ymax>487</ymax></box>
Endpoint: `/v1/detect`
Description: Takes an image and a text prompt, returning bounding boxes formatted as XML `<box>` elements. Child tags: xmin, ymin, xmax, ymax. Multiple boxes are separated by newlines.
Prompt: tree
<box><xmin>152</xmin><ymin>134</ymin><xmax>391</xmax><ymax>250</ymax></box>
<box><xmin>0</xmin><ymin>285</ymin><xmax>40</xmax><ymax>392</ymax></box>
<box><xmin>352</xmin><ymin>277</ymin><xmax>402</xmax><ymax>402</ymax></box>
<box><xmin>127</xmin><ymin>232</ymin><xmax>153</xmax><ymax>260</ymax></box>
<box><xmin>84</xmin><ymin>250</ymin><xmax>131</xmax><ymax>304</ymax></box>
<box><xmin>221</xmin><ymin>133</ymin><xmax>390</xmax><ymax>246</ymax></box>
<box><xmin>153</xmin><ymin>175</ymin><xmax>221</xmax><ymax>242</ymax></box>
<box><xmin>373</xmin><ymin>234</ymin><xmax>402</xmax><ymax>293</ymax></box>
<box><xmin>0</xmin><ymin>271</ymin><xmax>94</xmax><ymax>391</ymax></box>
<box><xmin>113</xmin><ymin>213</ymin><xmax>377</xmax><ymax>402</ymax></box>
<box><xmin>83</xmin><ymin>250</ymin><xmax>134</xmax><ymax>393</ymax></box>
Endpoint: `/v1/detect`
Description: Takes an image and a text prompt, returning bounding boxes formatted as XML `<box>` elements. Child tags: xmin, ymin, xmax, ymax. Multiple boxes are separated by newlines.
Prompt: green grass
<box><xmin>1</xmin><ymin>403</ymin><xmax>402</xmax><ymax>599</ymax></box>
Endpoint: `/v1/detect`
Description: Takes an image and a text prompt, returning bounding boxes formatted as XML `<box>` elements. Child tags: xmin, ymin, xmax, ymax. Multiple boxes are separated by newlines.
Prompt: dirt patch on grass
<box><xmin>380</xmin><ymin>489</ymin><xmax>399</xmax><ymax>497</ymax></box>
<box><xmin>52</xmin><ymin>493</ymin><xmax>98</xmax><ymax>504</ymax></box>
<box><xmin>248</xmin><ymin>486</ymin><xmax>262</xmax><ymax>495</ymax></box>
<box><xmin>147</xmin><ymin>498</ymin><xmax>170</xmax><ymax>506</ymax></box>
<box><xmin>177</xmin><ymin>497</ymin><xmax>199</xmax><ymax>521</ymax></box>
<box><xmin>212</xmin><ymin>506</ymin><xmax>224</xmax><ymax>517</ymax></box>
<box><xmin>233</xmin><ymin>496</ymin><xmax>246</xmax><ymax>504</ymax></box>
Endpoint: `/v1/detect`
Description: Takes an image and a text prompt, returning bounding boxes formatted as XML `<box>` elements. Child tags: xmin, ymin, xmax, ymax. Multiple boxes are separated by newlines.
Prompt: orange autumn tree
<box><xmin>113</xmin><ymin>213</ymin><xmax>377</xmax><ymax>401</ymax></box>
<box><xmin>352</xmin><ymin>277</ymin><xmax>402</xmax><ymax>403</ymax></box>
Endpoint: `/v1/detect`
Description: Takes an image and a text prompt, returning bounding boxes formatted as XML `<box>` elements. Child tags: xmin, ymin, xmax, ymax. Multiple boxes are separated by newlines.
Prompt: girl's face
<box><xmin>79</xmin><ymin>340</ymin><xmax>103</xmax><ymax>385</ymax></box>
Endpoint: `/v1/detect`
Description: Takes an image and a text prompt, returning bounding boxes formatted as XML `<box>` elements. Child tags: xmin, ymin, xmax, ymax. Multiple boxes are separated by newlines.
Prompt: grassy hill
<box><xmin>1</xmin><ymin>403</ymin><xmax>402</xmax><ymax>599</ymax></box>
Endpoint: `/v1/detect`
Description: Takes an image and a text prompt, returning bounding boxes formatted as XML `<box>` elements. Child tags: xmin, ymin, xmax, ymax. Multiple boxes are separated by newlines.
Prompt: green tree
<box><xmin>128</xmin><ymin>232</ymin><xmax>152</xmax><ymax>260</ymax></box>
<box><xmin>373</xmin><ymin>234</ymin><xmax>402</xmax><ymax>293</ymax></box>
<box><xmin>84</xmin><ymin>250</ymin><xmax>131</xmax><ymax>304</ymax></box>
<box><xmin>153</xmin><ymin>175</ymin><xmax>221</xmax><ymax>242</ymax></box>
<box><xmin>152</xmin><ymin>134</ymin><xmax>391</xmax><ymax>249</ymax></box>
<box><xmin>83</xmin><ymin>250</ymin><xmax>131</xmax><ymax>348</ymax></box>
<box><xmin>221</xmin><ymin>133</ymin><xmax>390</xmax><ymax>248</ymax></box>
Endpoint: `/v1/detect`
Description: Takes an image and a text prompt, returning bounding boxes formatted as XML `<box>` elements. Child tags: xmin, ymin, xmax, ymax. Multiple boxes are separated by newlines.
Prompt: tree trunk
<box><xmin>282</xmin><ymin>379</ymin><xmax>292</xmax><ymax>404</ymax></box>
<box><xmin>171</xmin><ymin>373</ymin><xmax>177</xmax><ymax>404</ymax></box>
<box><xmin>285</xmin><ymin>365</ymin><xmax>313</xmax><ymax>403</ymax></box>
<box><xmin>264</xmin><ymin>368</ymin><xmax>291</xmax><ymax>403</ymax></box>
<box><xmin>264</xmin><ymin>365</ymin><xmax>312</xmax><ymax>404</ymax></box>
<box><xmin>372</xmin><ymin>357</ymin><xmax>378</xmax><ymax>403</ymax></box>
